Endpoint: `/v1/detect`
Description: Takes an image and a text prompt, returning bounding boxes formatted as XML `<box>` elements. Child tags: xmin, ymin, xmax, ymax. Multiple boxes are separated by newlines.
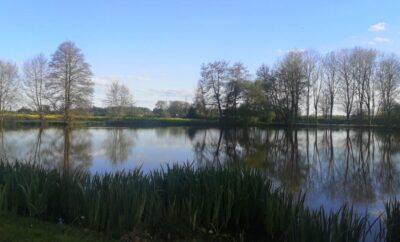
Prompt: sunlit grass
<box><xmin>2</xmin><ymin>112</ymin><xmax>62</xmax><ymax>120</ymax></box>
<box><xmin>1</xmin><ymin>112</ymin><xmax>218</xmax><ymax>128</ymax></box>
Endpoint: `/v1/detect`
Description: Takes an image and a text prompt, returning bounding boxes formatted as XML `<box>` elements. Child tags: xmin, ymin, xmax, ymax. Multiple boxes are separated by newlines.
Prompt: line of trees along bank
<box><xmin>195</xmin><ymin>47</ymin><xmax>400</xmax><ymax>125</ymax></box>
<box><xmin>2</xmin><ymin>43</ymin><xmax>400</xmax><ymax>127</ymax></box>
<box><xmin>0</xmin><ymin>41</ymin><xmax>94</xmax><ymax>125</ymax></box>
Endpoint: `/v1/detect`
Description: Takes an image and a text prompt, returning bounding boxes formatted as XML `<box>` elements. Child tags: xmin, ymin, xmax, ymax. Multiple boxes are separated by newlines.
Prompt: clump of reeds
<box><xmin>375</xmin><ymin>200</ymin><xmax>400</xmax><ymax>242</ymax></box>
<box><xmin>0</xmin><ymin>161</ymin><xmax>391</xmax><ymax>241</ymax></box>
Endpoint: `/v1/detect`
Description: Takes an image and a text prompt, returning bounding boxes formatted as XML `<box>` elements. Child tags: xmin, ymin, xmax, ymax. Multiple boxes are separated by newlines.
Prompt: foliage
<box><xmin>153</xmin><ymin>100</ymin><xmax>191</xmax><ymax>118</ymax></box>
<box><xmin>239</xmin><ymin>80</ymin><xmax>274</xmax><ymax>123</ymax></box>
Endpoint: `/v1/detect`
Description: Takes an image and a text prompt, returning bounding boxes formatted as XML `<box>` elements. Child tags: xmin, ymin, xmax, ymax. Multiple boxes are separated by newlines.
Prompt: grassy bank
<box><xmin>5</xmin><ymin>112</ymin><xmax>400</xmax><ymax>130</ymax></box>
<box><xmin>1</xmin><ymin>113</ymin><xmax>219</xmax><ymax>128</ymax></box>
<box><xmin>0</xmin><ymin>211</ymin><xmax>114</xmax><ymax>242</ymax></box>
<box><xmin>0</xmin><ymin>162</ymin><xmax>398</xmax><ymax>241</ymax></box>
<box><xmin>265</xmin><ymin>116</ymin><xmax>400</xmax><ymax>129</ymax></box>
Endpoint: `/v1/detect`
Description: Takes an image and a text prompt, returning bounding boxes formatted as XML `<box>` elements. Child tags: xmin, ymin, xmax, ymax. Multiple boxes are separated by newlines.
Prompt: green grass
<box><xmin>0</xmin><ymin>211</ymin><xmax>114</xmax><ymax>242</ymax></box>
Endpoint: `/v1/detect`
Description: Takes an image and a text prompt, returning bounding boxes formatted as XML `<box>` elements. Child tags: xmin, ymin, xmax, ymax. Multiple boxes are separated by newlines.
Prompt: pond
<box><xmin>1</xmin><ymin>126</ymin><xmax>399</xmax><ymax>216</ymax></box>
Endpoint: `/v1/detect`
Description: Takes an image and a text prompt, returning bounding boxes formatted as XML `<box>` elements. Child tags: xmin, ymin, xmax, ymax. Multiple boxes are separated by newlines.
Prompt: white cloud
<box><xmin>369</xmin><ymin>22</ymin><xmax>386</xmax><ymax>32</ymax></box>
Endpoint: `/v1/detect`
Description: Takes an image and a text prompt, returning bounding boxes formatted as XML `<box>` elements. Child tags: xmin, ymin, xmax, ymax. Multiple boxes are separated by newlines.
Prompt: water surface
<box><xmin>1</xmin><ymin>126</ymin><xmax>399</xmax><ymax>216</ymax></box>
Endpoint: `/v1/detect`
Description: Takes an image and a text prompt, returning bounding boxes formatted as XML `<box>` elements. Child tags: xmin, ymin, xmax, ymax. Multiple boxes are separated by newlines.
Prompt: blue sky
<box><xmin>1</xmin><ymin>0</ymin><xmax>400</xmax><ymax>108</ymax></box>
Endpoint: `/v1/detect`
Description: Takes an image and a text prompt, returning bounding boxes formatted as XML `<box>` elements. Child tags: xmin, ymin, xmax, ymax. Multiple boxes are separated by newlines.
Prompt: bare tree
<box><xmin>337</xmin><ymin>49</ymin><xmax>355</xmax><ymax>123</ymax></box>
<box><xmin>199</xmin><ymin>60</ymin><xmax>229</xmax><ymax>120</ymax></box>
<box><xmin>323</xmin><ymin>51</ymin><xmax>339</xmax><ymax>120</ymax></box>
<box><xmin>351</xmin><ymin>47</ymin><xmax>377</xmax><ymax>124</ymax></box>
<box><xmin>47</xmin><ymin>41</ymin><xmax>94</xmax><ymax>124</ymax></box>
<box><xmin>351</xmin><ymin>48</ymin><xmax>365</xmax><ymax>116</ymax></box>
<box><xmin>320</xmin><ymin>89</ymin><xmax>330</xmax><ymax>118</ymax></box>
<box><xmin>312</xmin><ymin>67</ymin><xmax>323</xmax><ymax>120</ymax></box>
<box><xmin>103</xmin><ymin>80</ymin><xmax>134</xmax><ymax>117</ymax></box>
<box><xmin>364</xmin><ymin>50</ymin><xmax>378</xmax><ymax>124</ymax></box>
<box><xmin>377</xmin><ymin>54</ymin><xmax>400</xmax><ymax>119</ymax></box>
<box><xmin>256</xmin><ymin>64</ymin><xmax>271</xmax><ymax>83</ymax></box>
<box><xmin>303</xmin><ymin>50</ymin><xmax>320</xmax><ymax>120</ymax></box>
<box><xmin>0</xmin><ymin>60</ymin><xmax>19</xmax><ymax>123</ymax></box>
<box><xmin>23</xmin><ymin>54</ymin><xmax>48</xmax><ymax>122</ymax></box>
<box><xmin>194</xmin><ymin>81</ymin><xmax>207</xmax><ymax>116</ymax></box>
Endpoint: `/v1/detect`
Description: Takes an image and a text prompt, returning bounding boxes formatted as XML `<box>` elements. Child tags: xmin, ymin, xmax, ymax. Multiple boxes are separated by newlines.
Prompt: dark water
<box><xmin>1</xmin><ymin>126</ymin><xmax>399</xmax><ymax>216</ymax></box>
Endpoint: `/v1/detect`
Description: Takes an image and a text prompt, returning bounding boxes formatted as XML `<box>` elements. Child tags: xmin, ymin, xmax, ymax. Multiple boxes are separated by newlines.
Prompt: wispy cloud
<box><xmin>369</xmin><ymin>22</ymin><xmax>386</xmax><ymax>32</ymax></box>
<box><xmin>374</xmin><ymin>37</ymin><xmax>391</xmax><ymax>43</ymax></box>
<box><xmin>368</xmin><ymin>37</ymin><xmax>391</xmax><ymax>45</ymax></box>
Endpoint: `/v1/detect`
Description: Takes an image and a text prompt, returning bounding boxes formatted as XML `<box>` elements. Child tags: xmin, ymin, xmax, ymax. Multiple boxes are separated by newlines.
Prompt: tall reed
<box><xmin>0</xmin><ymin>162</ymin><xmax>391</xmax><ymax>241</ymax></box>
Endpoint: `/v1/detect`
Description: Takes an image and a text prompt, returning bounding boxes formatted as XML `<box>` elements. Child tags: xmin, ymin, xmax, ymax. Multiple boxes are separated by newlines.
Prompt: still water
<box><xmin>1</xmin><ymin>126</ymin><xmax>399</xmax><ymax>215</ymax></box>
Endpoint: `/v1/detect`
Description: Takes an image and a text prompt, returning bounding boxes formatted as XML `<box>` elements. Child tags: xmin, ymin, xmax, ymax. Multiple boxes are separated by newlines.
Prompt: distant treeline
<box><xmin>2</xmin><ymin>43</ymin><xmax>400</xmax><ymax>125</ymax></box>
<box><xmin>16</xmin><ymin>102</ymin><xmax>194</xmax><ymax>119</ymax></box>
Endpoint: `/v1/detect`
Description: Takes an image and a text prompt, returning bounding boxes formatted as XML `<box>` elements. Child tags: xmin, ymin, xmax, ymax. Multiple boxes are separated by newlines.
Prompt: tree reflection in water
<box><xmin>0</xmin><ymin>127</ymin><xmax>94</xmax><ymax>171</ymax></box>
<box><xmin>190</xmin><ymin>128</ymin><xmax>400</xmax><ymax>205</ymax></box>
<box><xmin>102</xmin><ymin>128</ymin><xmax>136</xmax><ymax>165</ymax></box>
<box><xmin>41</xmin><ymin>127</ymin><xmax>93</xmax><ymax>171</ymax></box>
<box><xmin>0</xmin><ymin>127</ymin><xmax>398</xmax><ymax>207</ymax></box>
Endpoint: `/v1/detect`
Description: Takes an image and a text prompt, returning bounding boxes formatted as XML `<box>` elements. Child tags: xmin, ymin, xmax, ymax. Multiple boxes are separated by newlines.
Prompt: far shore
<box><xmin>1</xmin><ymin>112</ymin><xmax>399</xmax><ymax>130</ymax></box>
